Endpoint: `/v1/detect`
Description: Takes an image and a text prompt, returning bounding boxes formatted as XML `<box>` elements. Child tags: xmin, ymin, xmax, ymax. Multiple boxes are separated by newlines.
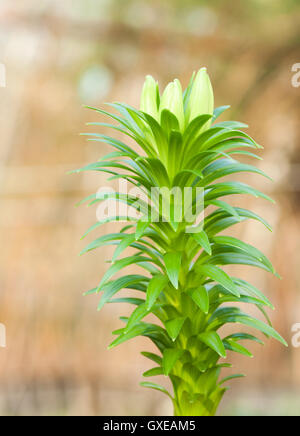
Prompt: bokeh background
<box><xmin>0</xmin><ymin>0</ymin><xmax>299</xmax><ymax>416</ymax></box>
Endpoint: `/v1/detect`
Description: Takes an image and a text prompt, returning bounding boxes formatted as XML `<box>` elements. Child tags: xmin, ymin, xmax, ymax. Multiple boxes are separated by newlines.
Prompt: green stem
<box><xmin>162</xmin><ymin>278</ymin><xmax>225</xmax><ymax>416</ymax></box>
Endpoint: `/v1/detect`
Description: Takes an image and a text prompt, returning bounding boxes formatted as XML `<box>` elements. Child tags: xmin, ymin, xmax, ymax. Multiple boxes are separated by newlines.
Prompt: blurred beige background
<box><xmin>0</xmin><ymin>0</ymin><xmax>299</xmax><ymax>415</ymax></box>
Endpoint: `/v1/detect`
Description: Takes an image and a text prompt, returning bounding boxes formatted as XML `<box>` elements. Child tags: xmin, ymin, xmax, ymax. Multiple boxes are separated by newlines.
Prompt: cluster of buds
<box><xmin>140</xmin><ymin>68</ymin><xmax>214</xmax><ymax>133</ymax></box>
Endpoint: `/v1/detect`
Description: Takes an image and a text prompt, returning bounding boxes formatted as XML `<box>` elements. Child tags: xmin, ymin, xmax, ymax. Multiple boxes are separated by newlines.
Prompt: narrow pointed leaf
<box><xmin>143</xmin><ymin>367</ymin><xmax>164</xmax><ymax>377</ymax></box>
<box><xmin>125</xmin><ymin>303</ymin><xmax>150</xmax><ymax>333</ymax></box>
<box><xmin>187</xmin><ymin>286</ymin><xmax>209</xmax><ymax>314</ymax></box>
<box><xmin>98</xmin><ymin>255</ymin><xmax>154</xmax><ymax>291</ymax></box>
<box><xmin>198</xmin><ymin>331</ymin><xmax>226</xmax><ymax>358</ymax></box>
<box><xmin>197</xmin><ymin>264</ymin><xmax>240</xmax><ymax>297</ymax></box>
<box><xmin>146</xmin><ymin>274</ymin><xmax>169</xmax><ymax>310</ymax></box>
<box><xmin>112</xmin><ymin>234</ymin><xmax>135</xmax><ymax>262</ymax></box>
<box><xmin>141</xmin><ymin>351</ymin><xmax>162</xmax><ymax>365</ymax></box>
<box><xmin>97</xmin><ymin>275</ymin><xmax>148</xmax><ymax>311</ymax></box>
<box><xmin>165</xmin><ymin>317</ymin><xmax>186</xmax><ymax>341</ymax></box>
<box><xmin>135</xmin><ymin>220</ymin><xmax>150</xmax><ymax>240</ymax></box>
<box><xmin>163</xmin><ymin>252</ymin><xmax>182</xmax><ymax>289</ymax></box>
<box><xmin>192</xmin><ymin>230</ymin><xmax>211</xmax><ymax>255</ymax></box>
<box><xmin>223</xmin><ymin>338</ymin><xmax>253</xmax><ymax>357</ymax></box>
<box><xmin>140</xmin><ymin>382</ymin><xmax>172</xmax><ymax>399</ymax></box>
<box><xmin>219</xmin><ymin>374</ymin><xmax>245</xmax><ymax>385</ymax></box>
<box><xmin>225</xmin><ymin>333</ymin><xmax>264</xmax><ymax>345</ymax></box>
<box><xmin>212</xmin><ymin>105</ymin><xmax>230</xmax><ymax>122</ymax></box>
<box><xmin>162</xmin><ymin>348</ymin><xmax>184</xmax><ymax>375</ymax></box>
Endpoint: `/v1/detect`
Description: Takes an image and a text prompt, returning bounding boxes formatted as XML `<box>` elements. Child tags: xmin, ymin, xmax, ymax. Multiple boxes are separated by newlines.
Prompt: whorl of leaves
<box><xmin>75</xmin><ymin>75</ymin><xmax>286</xmax><ymax>416</ymax></box>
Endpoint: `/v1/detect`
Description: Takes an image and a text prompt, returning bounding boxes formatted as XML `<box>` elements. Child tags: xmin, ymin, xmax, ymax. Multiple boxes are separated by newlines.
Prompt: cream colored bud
<box><xmin>185</xmin><ymin>67</ymin><xmax>214</xmax><ymax>130</ymax></box>
<box><xmin>140</xmin><ymin>75</ymin><xmax>159</xmax><ymax>121</ymax></box>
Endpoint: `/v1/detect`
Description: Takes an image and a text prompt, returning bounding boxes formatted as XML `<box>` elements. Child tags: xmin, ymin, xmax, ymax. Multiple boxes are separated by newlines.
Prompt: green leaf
<box><xmin>97</xmin><ymin>275</ymin><xmax>148</xmax><ymax>311</ymax></box>
<box><xmin>212</xmin><ymin>105</ymin><xmax>230</xmax><ymax>122</ymax></box>
<box><xmin>199</xmin><ymin>159</ymin><xmax>271</xmax><ymax>186</ymax></box>
<box><xmin>112</xmin><ymin>234</ymin><xmax>135</xmax><ymax>262</ymax></box>
<box><xmin>109</xmin><ymin>321</ymin><xmax>171</xmax><ymax>350</ymax></box>
<box><xmin>233</xmin><ymin>278</ymin><xmax>274</xmax><ymax>309</ymax></box>
<box><xmin>208</xmin><ymin>285</ymin><xmax>270</xmax><ymax>309</ymax></box>
<box><xmin>219</xmin><ymin>374</ymin><xmax>245</xmax><ymax>385</ymax></box>
<box><xmin>212</xmin><ymin>235</ymin><xmax>275</xmax><ymax>274</ymax></box>
<box><xmin>205</xmin><ymin>181</ymin><xmax>274</xmax><ymax>203</ymax></box>
<box><xmin>223</xmin><ymin>338</ymin><xmax>253</xmax><ymax>357</ymax></box>
<box><xmin>109</xmin><ymin>297</ymin><xmax>145</xmax><ymax>306</ymax></box>
<box><xmin>202</xmin><ymin>128</ymin><xmax>260</xmax><ymax>150</ymax></box>
<box><xmin>197</xmin><ymin>264</ymin><xmax>240</xmax><ymax>297</ymax></box>
<box><xmin>146</xmin><ymin>274</ymin><xmax>168</xmax><ymax>310</ymax></box>
<box><xmin>135</xmin><ymin>220</ymin><xmax>150</xmax><ymax>240</ymax></box>
<box><xmin>224</xmin><ymin>333</ymin><xmax>264</xmax><ymax>345</ymax></box>
<box><xmin>206</xmin><ymin>250</ymin><xmax>274</xmax><ymax>275</ymax></box>
<box><xmin>125</xmin><ymin>303</ymin><xmax>150</xmax><ymax>332</ymax></box>
<box><xmin>163</xmin><ymin>252</ymin><xmax>182</xmax><ymax>289</ymax></box>
<box><xmin>140</xmin><ymin>382</ymin><xmax>172</xmax><ymax>399</ymax></box>
<box><xmin>160</xmin><ymin>109</ymin><xmax>180</xmax><ymax>134</ymax></box>
<box><xmin>209</xmin><ymin>310</ymin><xmax>287</xmax><ymax>347</ymax></box>
<box><xmin>233</xmin><ymin>315</ymin><xmax>287</xmax><ymax>346</ymax></box>
<box><xmin>81</xmin><ymin>216</ymin><xmax>137</xmax><ymax>239</ymax></box>
<box><xmin>108</xmin><ymin>323</ymin><xmax>149</xmax><ymax>349</ymax></box>
<box><xmin>80</xmin><ymin>233</ymin><xmax>121</xmax><ymax>255</ymax></box>
<box><xmin>97</xmin><ymin>255</ymin><xmax>154</xmax><ymax>291</ymax></box>
<box><xmin>207</xmin><ymin>200</ymin><xmax>241</xmax><ymax>221</ymax></box>
<box><xmin>83</xmin><ymin>287</ymin><xmax>97</xmax><ymax>296</ymax></box>
<box><xmin>183</xmin><ymin>114</ymin><xmax>213</xmax><ymax>149</ymax></box>
<box><xmin>198</xmin><ymin>331</ymin><xmax>226</xmax><ymax>358</ymax></box>
<box><xmin>143</xmin><ymin>367</ymin><xmax>164</xmax><ymax>377</ymax></box>
<box><xmin>165</xmin><ymin>317</ymin><xmax>186</xmax><ymax>341</ymax></box>
<box><xmin>187</xmin><ymin>286</ymin><xmax>209</xmax><ymax>314</ymax></box>
<box><xmin>162</xmin><ymin>348</ymin><xmax>184</xmax><ymax>375</ymax></box>
<box><xmin>192</xmin><ymin>230</ymin><xmax>211</xmax><ymax>255</ymax></box>
<box><xmin>213</xmin><ymin>121</ymin><xmax>248</xmax><ymax>130</ymax></box>
<box><xmin>142</xmin><ymin>112</ymin><xmax>168</xmax><ymax>160</ymax></box>
<box><xmin>141</xmin><ymin>351</ymin><xmax>162</xmax><ymax>365</ymax></box>
<box><xmin>168</xmin><ymin>130</ymin><xmax>183</xmax><ymax>182</ymax></box>
<box><xmin>138</xmin><ymin>156</ymin><xmax>170</xmax><ymax>186</ymax></box>
<box><xmin>204</xmin><ymin>207</ymin><xmax>272</xmax><ymax>236</ymax></box>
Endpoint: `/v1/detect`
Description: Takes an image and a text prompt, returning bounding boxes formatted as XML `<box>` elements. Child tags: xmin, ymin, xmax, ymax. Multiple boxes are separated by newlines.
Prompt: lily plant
<box><xmin>76</xmin><ymin>68</ymin><xmax>287</xmax><ymax>416</ymax></box>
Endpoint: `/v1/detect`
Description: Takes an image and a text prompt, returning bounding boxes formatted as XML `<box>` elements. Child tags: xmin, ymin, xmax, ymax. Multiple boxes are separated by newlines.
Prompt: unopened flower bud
<box><xmin>140</xmin><ymin>75</ymin><xmax>159</xmax><ymax>121</ymax></box>
<box><xmin>185</xmin><ymin>67</ymin><xmax>214</xmax><ymax>131</ymax></box>
<box><xmin>159</xmin><ymin>79</ymin><xmax>185</xmax><ymax>131</ymax></box>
